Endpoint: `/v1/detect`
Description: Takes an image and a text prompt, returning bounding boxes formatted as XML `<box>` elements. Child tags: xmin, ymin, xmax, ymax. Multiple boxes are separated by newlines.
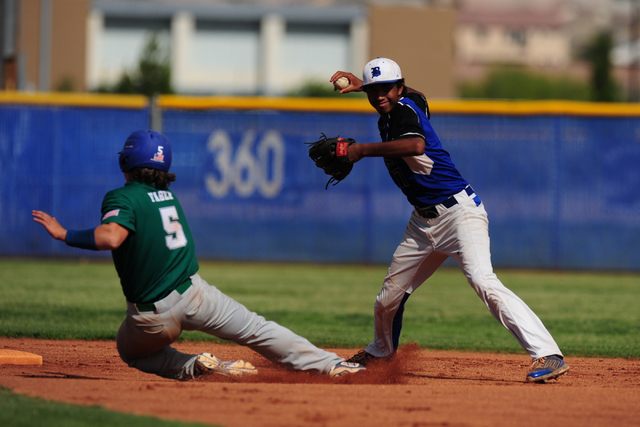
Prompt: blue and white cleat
<box><xmin>329</xmin><ymin>361</ymin><xmax>366</xmax><ymax>378</ymax></box>
<box><xmin>195</xmin><ymin>352</ymin><xmax>258</xmax><ymax>377</ymax></box>
<box><xmin>526</xmin><ymin>355</ymin><xmax>569</xmax><ymax>383</ymax></box>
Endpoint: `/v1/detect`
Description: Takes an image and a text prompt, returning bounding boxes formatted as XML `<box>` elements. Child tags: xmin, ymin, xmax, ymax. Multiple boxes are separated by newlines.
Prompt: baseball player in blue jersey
<box><xmin>33</xmin><ymin>130</ymin><xmax>364</xmax><ymax>381</ymax></box>
<box><xmin>330</xmin><ymin>58</ymin><xmax>569</xmax><ymax>383</ymax></box>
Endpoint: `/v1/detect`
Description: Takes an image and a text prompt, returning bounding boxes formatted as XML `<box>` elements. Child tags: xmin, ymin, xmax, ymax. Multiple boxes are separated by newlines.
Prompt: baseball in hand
<box><xmin>334</xmin><ymin>77</ymin><xmax>350</xmax><ymax>90</ymax></box>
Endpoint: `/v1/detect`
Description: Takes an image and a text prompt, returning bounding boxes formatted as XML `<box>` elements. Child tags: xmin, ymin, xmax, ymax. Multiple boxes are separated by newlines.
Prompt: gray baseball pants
<box><xmin>117</xmin><ymin>273</ymin><xmax>343</xmax><ymax>380</ymax></box>
<box><xmin>365</xmin><ymin>187</ymin><xmax>563</xmax><ymax>361</ymax></box>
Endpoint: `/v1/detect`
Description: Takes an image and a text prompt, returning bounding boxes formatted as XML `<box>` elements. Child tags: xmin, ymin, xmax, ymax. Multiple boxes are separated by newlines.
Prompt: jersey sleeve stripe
<box><xmin>396</xmin><ymin>132</ymin><xmax>425</xmax><ymax>140</ymax></box>
<box><xmin>398</xmin><ymin>99</ymin><xmax>420</xmax><ymax>120</ymax></box>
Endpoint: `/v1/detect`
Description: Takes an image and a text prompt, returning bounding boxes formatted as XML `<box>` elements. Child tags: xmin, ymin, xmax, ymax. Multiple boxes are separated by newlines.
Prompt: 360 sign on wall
<box><xmin>205</xmin><ymin>129</ymin><xmax>285</xmax><ymax>198</ymax></box>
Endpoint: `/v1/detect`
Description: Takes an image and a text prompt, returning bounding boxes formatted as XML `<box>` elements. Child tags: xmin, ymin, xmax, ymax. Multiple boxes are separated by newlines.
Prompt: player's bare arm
<box><xmin>348</xmin><ymin>137</ymin><xmax>425</xmax><ymax>163</ymax></box>
<box><xmin>95</xmin><ymin>223</ymin><xmax>129</xmax><ymax>250</ymax></box>
<box><xmin>32</xmin><ymin>210</ymin><xmax>129</xmax><ymax>250</ymax></box>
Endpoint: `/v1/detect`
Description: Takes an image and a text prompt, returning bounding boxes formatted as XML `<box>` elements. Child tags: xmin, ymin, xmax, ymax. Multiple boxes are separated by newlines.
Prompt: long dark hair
<box><xmin>130</xmin><ymin>167</ymin><xmax>176</xmax><ymax>190</ymax></box>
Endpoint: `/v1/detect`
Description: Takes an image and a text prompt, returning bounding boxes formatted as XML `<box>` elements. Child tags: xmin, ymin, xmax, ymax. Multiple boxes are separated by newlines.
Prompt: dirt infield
<box><xmin>1</xmin><ymin>338</ymin><xmax>638</xmax><ymax>427</ymax></box>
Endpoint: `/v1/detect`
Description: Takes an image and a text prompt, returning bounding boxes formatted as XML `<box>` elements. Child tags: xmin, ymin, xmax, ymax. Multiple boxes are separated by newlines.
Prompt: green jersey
<box><xmin>101</xmin><ymin>180</ymin><xmax>199</xmax><ymax>303</ymax></box>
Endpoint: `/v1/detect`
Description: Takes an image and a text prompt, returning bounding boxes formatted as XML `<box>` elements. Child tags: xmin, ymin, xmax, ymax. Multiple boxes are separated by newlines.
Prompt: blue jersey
<box><xmin>378</xmin><ymin>91</ymin><xmax>468</xmax><ymax>207</ymax></box>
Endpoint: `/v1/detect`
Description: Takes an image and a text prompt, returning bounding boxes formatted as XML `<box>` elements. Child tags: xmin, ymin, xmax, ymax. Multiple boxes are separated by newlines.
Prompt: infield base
<box><xmin>0</xmin><ymin>349</ymin><xmax>43</xmax><ymax>365</ymax></box>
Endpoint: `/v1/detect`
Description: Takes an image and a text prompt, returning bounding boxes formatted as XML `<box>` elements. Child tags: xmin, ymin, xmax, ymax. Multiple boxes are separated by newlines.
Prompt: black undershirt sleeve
<box><xmin>387</xmin><ymin>93</ymin><xmax>427</xmax><ymax>141</ymax></box>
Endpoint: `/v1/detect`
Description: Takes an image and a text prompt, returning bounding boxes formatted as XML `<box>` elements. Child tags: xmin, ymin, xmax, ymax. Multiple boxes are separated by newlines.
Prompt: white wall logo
<box><xmin>205</xmin><ymin>130</ymin><xmax>285</xmax><ymax>198</ymax></box>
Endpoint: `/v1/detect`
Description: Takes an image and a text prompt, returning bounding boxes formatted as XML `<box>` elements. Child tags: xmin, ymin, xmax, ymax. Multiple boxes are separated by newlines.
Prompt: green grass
<box><xmin>1</xmin><ymin>259</ymin><xmax>639</xmax><ymax>358</ymax></box>
<box><xmin>1</xmin><ymin>259</ymin><xmax>638</xmax><ymax>425</ymax></box>
<box><xmin>0</xmin><ymin>386</ymin><xmax>211</xmax><ymax>427</ymax></box>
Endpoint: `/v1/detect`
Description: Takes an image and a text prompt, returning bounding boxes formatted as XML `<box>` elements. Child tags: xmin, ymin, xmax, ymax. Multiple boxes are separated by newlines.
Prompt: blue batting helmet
<box><xmin>118</xmin><ymin>130</ymin><xmax>172</xmax><ymax>173</ymax></box>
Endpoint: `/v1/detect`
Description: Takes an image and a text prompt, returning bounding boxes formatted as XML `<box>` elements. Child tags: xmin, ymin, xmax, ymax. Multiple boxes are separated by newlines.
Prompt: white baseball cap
<box><xmin>362</xmin><ymin>57</ymin><xmax>402</xmax><ymax>87</ymax></box>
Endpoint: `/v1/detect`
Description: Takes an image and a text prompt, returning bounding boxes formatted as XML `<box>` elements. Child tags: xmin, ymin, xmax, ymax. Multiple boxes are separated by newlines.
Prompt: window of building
<box><xmin>281</xmin><ymin>23</ymin><xmax>350</xmax><ymax>87</ymax></box>
<box><xmin>100</xmin><ymin>18</ymin><xmax>171</xmax><ymax>83</ymax></box>
<box><xmin>507</xmin><ymin>28</ymin><xmax>526</xmax><ymax>47</ymax></box>
<box><xmin>476</xmin><ymin>25</ymin><xmax>488</xmax><ymax>40</ymax></box>
<box><xmin>189</xmin><ymin>20</ymin><xmax>261</xmax><ymax>92</ymax></box>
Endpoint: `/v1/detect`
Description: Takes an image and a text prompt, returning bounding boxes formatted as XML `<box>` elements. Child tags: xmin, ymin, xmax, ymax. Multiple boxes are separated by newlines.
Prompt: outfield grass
<box><xmin>0</xmin><ymin>386</ymin><xmax>211</xmax><ymax>427</ymax></box>
<box><xmin>1</xmin><ymin>259</ymin><xmax>639</xmax><ymax>358</ymax></box>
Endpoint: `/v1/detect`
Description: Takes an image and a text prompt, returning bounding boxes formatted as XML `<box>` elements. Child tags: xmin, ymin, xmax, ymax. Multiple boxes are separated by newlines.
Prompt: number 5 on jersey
<box><xmin>159</xmin><ymin>206</ymin><xmax>187</xmax><ymax>250</ymax></box>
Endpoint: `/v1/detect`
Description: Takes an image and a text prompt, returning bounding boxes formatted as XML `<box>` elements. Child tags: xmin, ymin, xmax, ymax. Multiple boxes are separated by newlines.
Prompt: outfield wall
<box><xmin>1</xmin><ymin>93</ymin><xmax>639</xmax><ymax>271</ymax></box>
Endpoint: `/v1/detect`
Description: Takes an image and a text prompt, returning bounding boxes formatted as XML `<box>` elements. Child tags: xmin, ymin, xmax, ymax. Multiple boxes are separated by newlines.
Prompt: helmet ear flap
<box><xmin>119</xmin><ymin>154</ymin><xmax>127</xmax><ymax>172</ymax></box>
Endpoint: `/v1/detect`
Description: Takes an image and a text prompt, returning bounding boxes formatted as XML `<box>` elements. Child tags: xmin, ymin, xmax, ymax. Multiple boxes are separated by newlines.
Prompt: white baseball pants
<box><xmin>117</xmin><ymin>273</ymin><xmax>343</xmax><ymax>380</ymax></box>
<box><xmin>365</xmin><ymin>187</ymin><xmax>563</xmax><ymax>360</ymax></box>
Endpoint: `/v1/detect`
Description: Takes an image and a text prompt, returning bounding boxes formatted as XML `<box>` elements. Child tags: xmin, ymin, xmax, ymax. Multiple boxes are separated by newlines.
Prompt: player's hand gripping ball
<box><xmin>334</xmin><ymin>77</ymin><xmax>350</xmax><ymax>90</ymax></box>
<box><xmin>306</xmin><ymin>134</ymin><xmax>356</xmax><ymax>189</ymax></box>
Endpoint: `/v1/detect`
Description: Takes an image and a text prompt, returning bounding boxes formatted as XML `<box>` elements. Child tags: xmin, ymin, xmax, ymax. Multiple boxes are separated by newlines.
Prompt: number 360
<box><xmin>205</xmin><ymin>130</ymin><xmax>285</xmax><ymax>198</ymax></box>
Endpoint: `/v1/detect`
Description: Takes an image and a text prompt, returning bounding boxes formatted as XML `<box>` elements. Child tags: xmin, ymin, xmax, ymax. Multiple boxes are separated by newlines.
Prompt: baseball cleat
<box><xmin>345</xmin><ymin>350</ymin><xmax>390</xmax><ymax>366</ymax></box>
<box><xmin>526</xmin><ymin>355</ymin><xmax>569</xmax><ymax>383</ymax></box>
<box><xmin>195</xmin><ymin>352</ymin><xmax>258</xmax><ymax>377</ymax></box>
<box><xmin>329</xmin><ymin>361</ymin><xmax>366</xmax><ymax>378</ymax></box>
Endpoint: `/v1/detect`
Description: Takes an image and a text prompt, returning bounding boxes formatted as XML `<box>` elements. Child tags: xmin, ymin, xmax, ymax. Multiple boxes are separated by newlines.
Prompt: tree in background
<box><xmin>459</xmin><ymin>65</ymin><xmax>590</xmax><ymax>100</ymax></box>
<box><xmin>582</xmin><ymin>31</ymin><xmax>621</xmax><ymax>102</ymax></box>
<box><xmin>287</xmin><ymin>81</ymin><xmax>341</xmax><ymax>97</ymax></box>
<box><xmin>55</xmin><ymin>76</ymin><xmax>76</xmax><ymax>92</ymax></box>
<box><xmin>96</xmin><ymin>33</ymin><xmax>173</xmax><ymax>96</ymax></box>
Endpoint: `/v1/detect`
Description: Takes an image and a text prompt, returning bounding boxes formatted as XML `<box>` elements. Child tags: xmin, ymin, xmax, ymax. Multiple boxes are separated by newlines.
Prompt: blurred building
<box><xmin>456</xmin><ymin>8</ymin><xmax>570</xmax><ymax>68</ymax></box>
<box><xmin>88</xmin><ymin>1</ymin><xmax>369</xmax><ymax>96</ymax></box>
<box><xmin>2</xmin><ymin>0</ymin><xmax>457</xmax><ymax>97</ymax></box>
<box><xmin>2</xmin><ymin>0</ymin><xmax>89</xmax><ymax>92</ymax></box>
<box><xmin>5</xmin><ymin>0</ymin><xmax>631</xmax><ymax>99</ymax></box>
<box><xmin>455</xmin><ymin>0</ymin><xmax>635</xmax><ymax>95</ymax></box>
